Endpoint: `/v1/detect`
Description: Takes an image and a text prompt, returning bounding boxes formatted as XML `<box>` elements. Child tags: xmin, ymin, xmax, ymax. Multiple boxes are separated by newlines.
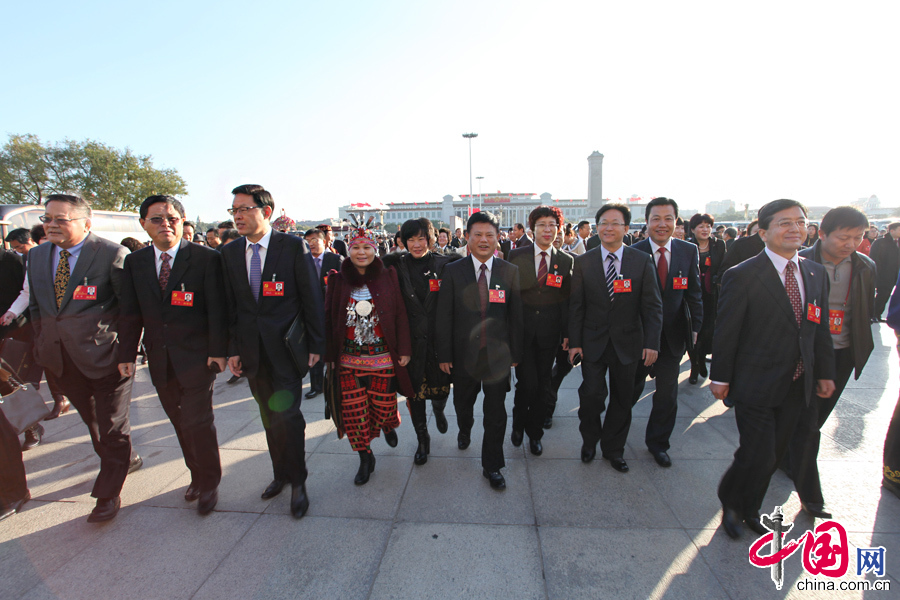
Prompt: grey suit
<box><xmin>28</xmin><ymin>232</ymin><xmax>135</xmax><ymax>499</ymax></box>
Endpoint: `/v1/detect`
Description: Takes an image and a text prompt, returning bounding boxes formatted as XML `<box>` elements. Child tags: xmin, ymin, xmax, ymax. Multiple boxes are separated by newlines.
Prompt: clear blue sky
<box><xmin>3</xmin><ymin>1</ymin><xmax>898</xmax><ymax>222</ymax></box>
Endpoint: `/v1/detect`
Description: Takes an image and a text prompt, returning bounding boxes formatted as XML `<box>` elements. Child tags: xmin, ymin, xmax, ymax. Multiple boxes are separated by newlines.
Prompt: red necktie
<box><xmin>159</xmin><ymin>252</ymin><xmax>171</xmax><ymax>292</ymax></box>
<box><xmin>785</xmin><ymin>261</ymin><xmax>804</xmax><ymax>380</ymax></box>
<box><xmin>657</xmin><ymin>247</ymin><xmax>668</xmax><ymax>290</ymax></box>
<box><xmin>538</xmin><ymin>251</ymin><xmax>548</xmax><ymax>285</ymax></box>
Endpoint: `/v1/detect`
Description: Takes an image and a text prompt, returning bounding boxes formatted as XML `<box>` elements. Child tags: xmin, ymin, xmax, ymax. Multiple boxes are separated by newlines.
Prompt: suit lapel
<box><xmin>137</xmin><ymin>247</ymin><xmax>162</xmax><ymax>301</ymax></box>
<box><xmin>59</xmin><ymin>234</ymin><xmax>99</xmax><ymax>312</ymax></box>
<box><xmin>231</xmin><ymin>238</ymin><xmax>255</xmax><ymax>305</ymax></box>
<box><xmin>262</xmin><ymin>231</ymin><xmax>284</xmax><ymax>285</ymax></box>
<box><xmin>42</xmin><ymin>244</ymin><xmax>59</xmax><ymax>315</ymax></box>
<box><xmin>799</xmin><ymin>257</ymin><xmax>819</xmax><ymax>316</ymax></box>
<box><xmin>164</xmin><ymin>239</ymin><xmax>192</xmax><ymax>296</ymax></box>
<box><xmin>755</xmin><ymin>254</ymin><xmax>798</xmax><ymax>328</ymax></box>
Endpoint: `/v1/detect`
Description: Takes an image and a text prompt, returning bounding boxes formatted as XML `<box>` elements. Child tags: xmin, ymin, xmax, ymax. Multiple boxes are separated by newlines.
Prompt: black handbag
<box><xmin>283</xmin><ymin>313</ymin><xmax>309</xmax><ymax>377</ymax></box>
<box><xmin>682</xmin><ymin>300</ymin><xmax>695</xmax><ymax>352</ymax></box>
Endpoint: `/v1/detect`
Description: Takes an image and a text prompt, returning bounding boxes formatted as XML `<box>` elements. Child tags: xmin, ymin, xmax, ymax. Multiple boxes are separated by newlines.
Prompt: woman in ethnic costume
<box><xmin>382</xmin><ymin>218</ymin><xmax>461</xmax><ymax>465</ymax></box>
<box><xmin>324</xmin><ymin>224</ymin><xmax>413</xmax><ymax>485</ymax></box>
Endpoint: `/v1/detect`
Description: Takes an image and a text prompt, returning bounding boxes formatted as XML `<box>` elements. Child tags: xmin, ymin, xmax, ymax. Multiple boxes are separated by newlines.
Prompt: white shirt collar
<box><xmin>533</xmin><ymin>242</ymin><xmax>552</xmax><ymax>258</ymax></box>
<box><xmin>247</xmin><ymin>228</ymin><xmax>272</xmax><ymax>251</ymax></box>
<box><xmin>472</xmin><ymin>253</ymin><xmax>494</xmax><ymax>274</ymax></box>
<box><xmin>154</xmin><ymin>240</ymin><xmax>180</xmax><ymax>264</ymax></box>
<box><xmin>764</xmin><ymin>247</ymin><xmax>800</xmax><ymax>275</ymax></box>
<box><xmin>600</xmin><ymin>244</ymin><xmax>624</xmax><ymax>264</ymax></box>
<box><xmin>649</xmin><ymin>237</ymin><xmax>672</xmax><ymax>255</ymax></box>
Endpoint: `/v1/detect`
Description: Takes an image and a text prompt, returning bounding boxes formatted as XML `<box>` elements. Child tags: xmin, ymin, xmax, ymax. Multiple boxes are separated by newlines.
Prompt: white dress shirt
<box><xmin>649</xmin><ymin>238</ymin><xmax>673</xmax><ymax>268</ymax></box>
<box><xmin>9</xmin><ymin>269</ymin><xmax>29</xmax><ymax>317</ymax></box>
<box><xmin>533</xmin><ymin>243</ymin><xmax>553</xmax><ymax>276</ymax></box>
<box><xmin>764</xmin><ymin>248</ymin><xmax>805</xmax><ymax>306</ymax></box>
<box><xmin>472</xmin><ymin>254</ymin><xmax>494</xmax><ymax>282</ymax></box>
<box><xmin>599</xmin><ymin>244</ymin><xmax>624</xmax><ymax>277</ymax></box>
<box><xmin>245</xmin><ymin>228</ymin><xmax>273</xmax><ymax>283</ymax></box>
<box><xmin>153</xmin><ymin>242</ymin><xmax>181</xmax><ymax>277</ymax></box>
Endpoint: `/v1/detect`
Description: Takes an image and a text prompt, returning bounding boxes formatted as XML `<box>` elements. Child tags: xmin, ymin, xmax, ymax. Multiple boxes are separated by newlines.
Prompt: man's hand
<box><xmin>561</xmin><ymin>337</ymin><xmax>569</xmax><ymax>351</ymax></box>
<box><xmin>439</xmin><ymin>362</ymin><xmax>453</xmax><ymax>375</ymax></box>
<box><xmin>308</xmin><ymin>353</ymin><xmax>320</xmax><ymax>368</ymax></box>
<box><xmin>228</xmin><ymin>356</ymin><xmax>243</xmax><ymax>377</ymax></box>
<box><xmin>0</xmin><ymin>311</ymin><xmax>15</xmax><ymax>326</ymax></box>
<box><xmin>692</xmin><ymin>331</ymin><xmax>698</xmax><ymax>346</ymax></box>
<box><xmin>642</xmin><ymin>348</ymin><xmax>658</xmax><ymax>366</ymax></box>
<box><xmin>710</xmin><ymin>382</ymin><xmax>730</xmax><ymax>401</ymax></box>
<box><xmin>118</xmin><ymin>363</ymin><xmax>135</xmax><ymax>378</ymax></box>
<box><xmin>207</xmin><ymin>357</ymin><xmax>226</xmax><ymax>373</ymax></box>
<box><xmin>568</xmin><ymin>347</ymin><xmax>583</xmax><ymax>364</ymax></box>
<box><xmin>398</xmin><ymin>355</ymin><xmax>410</xmax><ymax>367</ymax></box>
<box><xmin>816</xmin><ymin>379</ymin><xmax>836</xmax><ymax>398</ymax></box>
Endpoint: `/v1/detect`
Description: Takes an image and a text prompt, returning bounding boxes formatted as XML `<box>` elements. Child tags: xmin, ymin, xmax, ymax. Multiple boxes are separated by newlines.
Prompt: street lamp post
<box><xmin>476</xmin><ymin>176</ymin><xmax>484</xmax><ymax>212</ymax></box>
<box><xmin>462</xmin><ymin>132</ymin><xmax>478</xmax><ymax>216</ymax></box>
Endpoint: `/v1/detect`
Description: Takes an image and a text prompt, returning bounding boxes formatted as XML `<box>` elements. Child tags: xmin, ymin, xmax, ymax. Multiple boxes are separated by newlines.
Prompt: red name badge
<box><xmin>262</xmin><ymin>281</ymin><xmax>284</xmax><ymax>296</ymax></box>
<box><xmin>705</xmin><ymin>256</ymin><xmax>711</xmax><ymax>266</ymax></box>
<box><xmin>73</xmin><ymin>285</ymin><xmax>97</xmax><ymax>300</ymax></box>
<box><xmin>489</xmin><ymin>289</ymin><xmax>506</xmax><ymax>303</ymax></box>
<box><xmin>672</xmin><ymin>277</ymin><xmax>688</xmax><ymax>290</ymax></box>
<box><xmin>613</xmin><ymin>279</ymin><xmax>632</xmax><ymax>293</ymax></box>
<box><xmin>546</xmin><ymin>274</ymin><xmax>563</xmax><ymax>288</ymax></box>
<box><xmin>429</xmin><ymin>279</ymin><xmax>442</xmax><ymax>292</ymax></box>
<box><xmin>323</xmin><ymin>275</ymin><xmax>328</xmax><ymax>286</ymax></box>
<box><xmin>171</xmin><ymin>291</ymin><xmax>194</xmax><ymax>307</ymax></box>
<box><xmin>829</xmin><ymin>309</ymin><xmax>844</xmax><ymax>334</ymax></box>
<box><xmin>807</xmin><ymin>303</ymin><xmax>821</xmax><ymax>324</ymax></box>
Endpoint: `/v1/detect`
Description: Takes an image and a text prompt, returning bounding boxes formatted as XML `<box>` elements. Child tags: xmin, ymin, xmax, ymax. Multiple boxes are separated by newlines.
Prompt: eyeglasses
<box><xmin>534</xmin><ymin>223</ymin><xmax>558</xmax><ymax>230</ymax></box>
<box><xmin>774</xmin><ymin>219</ymin><xmax>809</xmax><ymax>230</ymax></box>
<box><xmin>227</xmin><ymin>206</ymin><xmax>262</xmax><ymax>216</ymax></box>
<box><xmin>597</xmin><ymin>221</ymin><xmax>626</xmax><ymax>229</ymax></box>
<box><xmin>147</xmin><ymin>217</ymin><xmax>183</xmax><ymax>226</ymax></box>
<box><xmin>39</xmin><ymin>215</ymin><xmax>87</xmax><ymax>225</ymax></box>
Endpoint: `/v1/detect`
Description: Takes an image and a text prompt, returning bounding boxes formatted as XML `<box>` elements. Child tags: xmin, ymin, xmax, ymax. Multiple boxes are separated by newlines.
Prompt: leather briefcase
<box><xmin>284</xmin><ymin>313</ymin><xmax>310</xmax><ymax>377</ymax></box>
<box><xmin>0</xmin><ymin>382</ymin><xmax>50</xmax><ymax>435</ymax></box>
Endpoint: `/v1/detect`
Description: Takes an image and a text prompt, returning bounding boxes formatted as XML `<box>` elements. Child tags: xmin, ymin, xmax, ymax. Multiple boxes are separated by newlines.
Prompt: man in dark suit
<box><xmin>28</xmin><ymin>193</ymin><xmax>138</xmax><ymax>523</ymax></box>
<box><xmin>118</xmin><ymin>195</ymin><xmax>227</xmax><ymax>515</ymax></box>
<box><xmin>0</xmin><ymin>249</ymin><xmax>25</xmax><ymax>340</ymax></box>
<box><xmin>302</xmin><ymin>228</ymin><xmax>342</xmax><ymax>399</ymax></box>
<box><xmin>785</xmin><ymin>206</ymin><xmax>876</xmax><ymax>518</ymax></box>
<box><xmin>720</xmin><ymin>231</ymin><xmax>765</xmax><ymax>273</ymax></box>
<box><xmin>569</xmin><ymin>203</ymin><xmax>663</xmax><ymax>473</ymax></box>
<box><xmin>450</xmin><ymin>227</ymin><xmax>464</xmax><ymax>249</ymax></box>
<box><xmin>509</xmin><ymin>206</ymin><xmax>573</xmax><ymax>456</ymax></box>
<box><xmin>222</xmin><ymin>184</ymin><xmax>325</xmax><ymax>519</ymax></box>
<box><xmin>512</xmin><ymin>223</ymin><xmax>533</xmax><ymax>249</ymax></box>
<box><xmin>631</xmin><ymin>198</ymin><xmax>703</xmax><ymax>467</ymax></box>
<box><xmin>711</xmin><ymin>199</ymin><xmax>835</xmax><ymax>539</ymax></box>
<box><xmin>318</xmin><ymin>224</ymin><xmax>348</xmax><ymax>258</ymax></box>
<box><xmin>437</xmin><ymin>211</ymin><xmax>523</xmax><ymax>490</ymax></box>
<box><xmin>870</xmin><ymin>222</ymin><xmax>900</xmax><ymax>319</ymax></box>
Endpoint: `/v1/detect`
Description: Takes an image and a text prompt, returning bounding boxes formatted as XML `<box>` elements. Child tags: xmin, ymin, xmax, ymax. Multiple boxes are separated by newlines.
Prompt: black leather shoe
<box><xmin>184</xmin><ymin>483</ymin><xmax>201</xmax><ymax>502</ymax></box>
<box><xmin>87</xmin><ymin>497</ymin><xmax>121</xmax><ymax>523</ymax></box>
<box><xmin>227</xmin><ymin>375</ymin><xmax>241</xmax><ymax>384</ymax></box>
<box><xmin>698</xmin><ymin>361</ymin><xmax>708</xmax><ymax>378</ymax></box>
<box><xmin>721</xmin><ymin>507</ymin><xmax>744</xmax><ymax>539</ymax></box>
<box><xmin>433</xmin><ymin>403</ymin><xmax>448</xmax><ymax>434</ymax></box>
<box><xmin>529</xmin><ymin>439</ymin><xmax>543</xmax><ymax>456</ymax></box>
<box><xmin>543</xmin><ymin>417</ymin><xmax>553</xmax><ymax>429</ymax></box>
<box><xmin>198</xmin><ymin>489</ymin><xmax>218</xmax><ymax>515</ymax></box>
<box><xmin>744</xmin><ymin>515</ymin><xmax>767</xmax><ymax>535</ymax></box>
<box><xmin>801</xmin><ymin>502</ymin><xmax>833</xmax><ymax>519</ymax></box>
<box><xmin>261</xmin><ymin>479</ymin><xmax>286</xmax><ymax>499</ymax></box>
<box><xmin>355</xmin><ymin>451</ymin><xmax>374</xmax><ymax>485</ymax></box>
<box><xmin>0</xmin><ymin>490</ymin><xmax>30</xmax><ymax>522</ymax></box>
<box><xmin>22</xmin><ymin>424</ymin><xmax>43</xmax><ymax>451</ymax></box>
<box><xmin>304</xmin><ymin>388</ymin><xmax>320</xmax><ymax>399</ymax></box>
<box><xmin>128</xmin><ymin>455</ymin><xmax>143</xmax><ymax>474</ymax></box>
<box><xmin>650</xmin><ymin>450</ymin><xmax>672</xmax><ymax>468</ymax></box>
<box><xmin>510</xmin><ymin>429</ymin><xmax>524</xmax><ymax>447</ymax></box>
<box><xmin>688</xmin><ymin>369</ymin><xmax>699</xmax><ymax>385</ymax></box>
<box><xmin>458</xmin><ymin>431</ymin><xmax>471</xmax><ymax>450</ymax></box>
<box><xmin>609</xmin><ymin>457</ymin><xmax>629</xmax><ymax>472</ymax></box>
<box><xmin>45</xmin><ymin>395</ymin><xmax>71</xmax><ymax>420</ymax></box>
<box><xmin>482</xmin><ymin>469</ymin><xmax>506</xmax><ymax>490</ymax></box>
<box><xmin>414</xmin><ymin>432</ymin><xmax>430</xmax><ymax>466</ymax></box>
<box><xmin>581</xmin><ymin>444</ymin><xmax>596</xmax><ymax>463</ymax></box>
<box><xmin>383</xmin><ymin>429</ymin><xmax>398</xmax><ymax>448</ymax></box>
<box><xmin>290</xmin><ymin>484</ymin><xmax>309</xmax><ymax>518</ymax></box>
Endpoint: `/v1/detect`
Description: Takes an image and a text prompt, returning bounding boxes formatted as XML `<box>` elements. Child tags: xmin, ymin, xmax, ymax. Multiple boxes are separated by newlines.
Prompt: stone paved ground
<box><xmin>2</xmin><ymin>324</ymin><xmax>898</xmax><ymax>599</ymax></box>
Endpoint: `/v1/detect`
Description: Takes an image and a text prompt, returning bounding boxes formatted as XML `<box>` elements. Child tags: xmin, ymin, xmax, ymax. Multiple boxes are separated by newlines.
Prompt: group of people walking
<box><xmin>1</xmin><ymin>187</ymin><xmax>899</xmax><ymax>543</ymax></box>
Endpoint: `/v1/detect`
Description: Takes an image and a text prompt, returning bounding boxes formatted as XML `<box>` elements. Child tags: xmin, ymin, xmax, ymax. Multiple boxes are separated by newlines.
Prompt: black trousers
<box><xmin>513</xmin><ymin>343</ymin><xmax>556</xmax><ymax>441</ymax></box>
<box><xmin>545</xmin><ymin>345</ymin><xmax>573</xmax><ymax>420</ymax></box>
<box><xmin>46</xmin><ymin>346</ymin><xmax>134</xmax><ymax>499</ymax></box>
<box><xmin>156</xmin><ymin>359</ymin><xmax>222</xmax><ymax>492</ymax></box>
<box><xmin>408</xmin><ymin>396</ymin><xmax>447</xmax><ymax>431</ymax></box>
<box><xmin>884</xmin><ymin>390</ymin><xmax>900</xmax><ymax>498</ymax></box>
<box><xmin>247</xmin><ymin>341</ymin><xmax>307</xmax><ymax>485</ymax></box>
<box><xmin>718</xmin><ymin>378</ymin><xmax>809</xmax><ymax>517</ymax></box>
<box><xmin>632</xmin><ymin>336</ymin><xmax>682</xmax><ymax>453</ymax></box>
<box><xmin>453</xmin><ymin>348</ymin><xmax>510</xmax><ymax>472</ymax></box>
<box><xmin>785</xmin><ymin>347</ymin><xmax>855</xmax><ymax>505</ymax></box>
<box><xmin>0</xmin><ymin>410</ymin><xmax>27</xmax><ymax>505</ymax></box>
<box><xmin>308</xmin><ymin>360</ymin><xmax>324</xmax><ymax>392</ymax></box>
<box><xmin>578</xmin><ymin>342</ymin><xmax>638</xmax><ymax>459</ymax></box>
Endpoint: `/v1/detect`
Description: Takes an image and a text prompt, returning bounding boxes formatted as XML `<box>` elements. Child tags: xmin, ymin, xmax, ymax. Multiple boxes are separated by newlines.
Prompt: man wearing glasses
<box><xmin>28</xmin><ymin>193</ymin><xmax>139</xmax><ymax>523</ymax></box>
<box><xmin>711</xmin><ymin>199</ymin><xmax>835</xmax><ymax>539</ymax></box>
<box><xmin>220</xmin><ymin>184</ymin><xmax>325</xmax><ymax>518</ymax></box>
<box><xmin>568</xmin><ymin>203</ymin><xmax>662</xmax><ymax>473</ymax></box>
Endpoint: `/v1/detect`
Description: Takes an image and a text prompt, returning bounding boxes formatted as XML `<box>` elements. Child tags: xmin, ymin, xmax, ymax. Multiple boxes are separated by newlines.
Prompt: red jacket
<box><xmin>324</xmin><ymin>257</ymin><xmax>413</xmax><ymax>398</ymax></box>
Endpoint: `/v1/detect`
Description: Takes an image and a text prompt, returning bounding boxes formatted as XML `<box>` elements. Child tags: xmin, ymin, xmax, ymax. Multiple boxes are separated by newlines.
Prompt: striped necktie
<box><xmin>250</xmin><ymin>243</ymin><xmax>262</xmax><ymax>302</ymax></box>
<box><xmin>538</xmin><ymin>251</ymin><xmax>548</xmax><ymax>285</ymax></box>
<box><xmin>605</xmin><ymin>253</ymin><xmax>617</xmax><ymax>300</ymax></box>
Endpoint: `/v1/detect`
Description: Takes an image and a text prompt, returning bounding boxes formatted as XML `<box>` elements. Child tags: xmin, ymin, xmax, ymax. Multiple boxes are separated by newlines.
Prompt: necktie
<box><xmin>250</xmin><ymin>243</ymin><xmax>262</xmax><ymax>302</ymax></box>
<box><xmin>159</xmin><ymin>252</ymin><xmax>171</xmax><ymax>292</ymax></box>
<box><xmin>315</xmin><ymin>256</ymin><xmax>322</xmax><ymax>279</ymax></box>
<box><xmin>54</xmin><ymin>249</ymin><xmax>70</xmax><ymax>308</ymax></box>
<box><xmin>605</xmin><ymin>254</ymin><xmax>617</xmax><ymax>301</ymax></box>
<box><xmin>657</xmin><ymin>247</ymin><xmax>668</xmax><ymax>290</ymax></box>
<box><xmin>784</xmin><ymin>261</ymin><xmax>804</xmax><ymax>380</ymax></box>
<box><xmin>478</xmin><ymin>263</ymin><xmax>488</xmax><ymax>349</ymax></box>
<box><xmin>538</xmin><ymin>251</ymin><xmax>548</xmax><ymax>285</ymax></box>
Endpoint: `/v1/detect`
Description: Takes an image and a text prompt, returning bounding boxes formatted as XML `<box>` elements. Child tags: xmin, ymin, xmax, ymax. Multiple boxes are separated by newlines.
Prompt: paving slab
<box><xmin>626</xmin><ymin>416</ymin><xmax>737</xmax><ymax>460</ymax></box>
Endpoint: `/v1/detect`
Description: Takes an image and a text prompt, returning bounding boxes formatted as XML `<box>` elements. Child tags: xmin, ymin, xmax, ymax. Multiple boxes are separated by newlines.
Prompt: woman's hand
<box><xmin>398</xmin><ymin>355</ymin><xmax>410</xmax><ymax>367</ymax></box>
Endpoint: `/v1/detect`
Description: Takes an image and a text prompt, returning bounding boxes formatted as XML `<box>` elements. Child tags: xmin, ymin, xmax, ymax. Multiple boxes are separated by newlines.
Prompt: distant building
<box><xmin>705</xmin><ymin>199</ymin><xmax>735</xmax><ymax>215</ymax></box>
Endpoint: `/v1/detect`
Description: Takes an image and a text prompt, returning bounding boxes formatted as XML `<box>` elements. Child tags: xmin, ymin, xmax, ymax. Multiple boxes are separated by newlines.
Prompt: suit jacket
<box><xmin>499</xmin><ymin>239</ymin><xmax>512</xmax><ymax>260</ymax></box>
<box><xmin>690</xmin><ymin>236</ymin><xmax>727</xmax><ymax>285</ymax></box>
<box><xmin>631</xmin><ymin>238</ymin><xmax>703</xmax><ymax>356</ymax></box>
<box><xmin>119</xmin><ymin>240</ymin><xmax>228</xmax><ymax>389</ymax></box>
<box><xmin>508</xmin><ymin>245</ymin><xmax>573</xmax><ymax>349</ymax></box>
<box><xmin>221</xmin><ymin>230</ymin><xmax>325</xmax><ymax>379</ymax></box>
<box><xmin>870</xmin><ymin>236</ymin><xmax>900</xmax><ymax>288</ymax></box>
<box><xmin>515</xmin><ymin>235</ymin><xmax>533</xmax><ymax>249</ymax></box>
<box><xmin>332</xmin><ymin>239</ymin><xmax>348</xmax><ymax>258</ymax></box>
<box><xmin>313</xmin><ymin>251</ymin><xmax>343</xmax><ymax>297</ymax></box>
<box><xmin>28</xmin><ymin>232</ymin><xmax>128</xmax><ymax>378</ymax></box>
<box><xmin>586</xmin><ymin>235</ymin><xmax>601</xmax><ymax>251</ymax></box>
<box><xmin>710</xmin><ymin>252</ymin><xmax>835</xmax><ymax>406</ymax></box>
<box><xmin>436</xmin><ymin>255</ymin><xmax>523</xmax><ymax>381</ymax></box>
<box><xmin>568</xmin><ymin>245</ymin><xmax>663</xmax><ymax>365</ymax></box>
<box><xmin>720</xmin><ymin>233</ymin><xmax>765</xmax><ymax>274</ymax></box>
<box><xmin>0</xmin><ymin>250</ymin><xmax>25</xmax><ymax>313</ymax></box>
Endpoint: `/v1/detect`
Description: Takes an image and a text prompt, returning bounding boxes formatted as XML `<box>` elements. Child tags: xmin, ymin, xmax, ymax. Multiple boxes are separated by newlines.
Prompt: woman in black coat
<box><xmin>382</xmin><ymin>218</ymin><xmax>461</xmax><ymax>465</ymax></box>
<box><xmin>687</xmin><ymin>213</ymin><xmax>726</xmax><ymax>384</ymax></box>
